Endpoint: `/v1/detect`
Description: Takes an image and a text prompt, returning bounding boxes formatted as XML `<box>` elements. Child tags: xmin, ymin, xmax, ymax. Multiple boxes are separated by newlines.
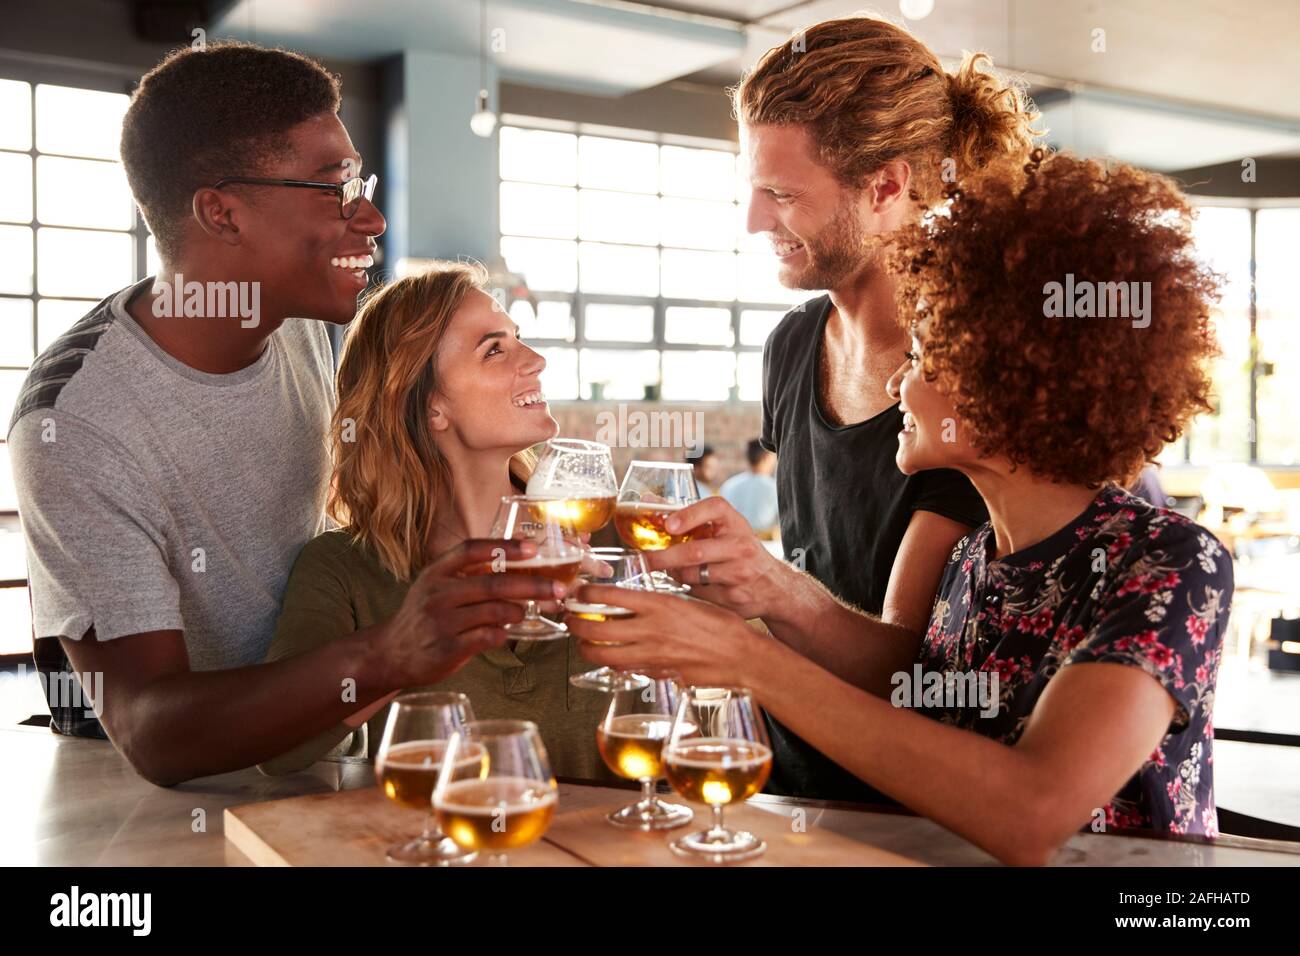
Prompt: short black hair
<box><xmin>120</xmin><ymin>41</ymin><xmax>342</xmax><ymax>262</ymax></box>
<box><xmin>745</xmin><ymin>439</ymin><xmax>767</xmax><ymax>467</ymax></box>
<box><xmin>686</xmin><ymin>445</ymin><xmax>716</xmax><ymax>462</ymax></box>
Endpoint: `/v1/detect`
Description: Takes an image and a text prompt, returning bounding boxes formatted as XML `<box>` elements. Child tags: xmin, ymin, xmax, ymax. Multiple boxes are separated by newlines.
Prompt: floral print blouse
<box><xmin>917</xmin><ymin>485</ymin><xmax>1233</xmax><ymax>837</ymax></box>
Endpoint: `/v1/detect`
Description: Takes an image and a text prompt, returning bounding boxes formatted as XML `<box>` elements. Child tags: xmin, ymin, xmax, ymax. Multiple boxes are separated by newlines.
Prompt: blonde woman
<box><xmin>259</xmin><ymin>261</ymin><xmax>615</xmax><ymax>780</ymax></box>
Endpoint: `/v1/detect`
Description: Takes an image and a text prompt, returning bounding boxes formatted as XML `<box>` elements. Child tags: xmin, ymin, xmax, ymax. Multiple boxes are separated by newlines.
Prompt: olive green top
<box><xmin>258</xmin><ymin>529</ymin><xmax>619</xmax><ymax>784</ymax></box>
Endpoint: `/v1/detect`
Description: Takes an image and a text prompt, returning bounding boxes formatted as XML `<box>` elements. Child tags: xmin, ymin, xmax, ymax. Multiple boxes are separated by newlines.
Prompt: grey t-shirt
<box><xmin>7</xmin><ymin>277</ymin><xmax>335</xmax><ymax>671</ymax></box>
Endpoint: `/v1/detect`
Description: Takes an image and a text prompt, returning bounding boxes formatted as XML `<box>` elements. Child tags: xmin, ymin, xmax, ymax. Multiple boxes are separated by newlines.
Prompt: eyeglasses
<box><xmin>210</xmin><ymin>172</ymin><xmax>378</xmax><ymax>220</ymax></box>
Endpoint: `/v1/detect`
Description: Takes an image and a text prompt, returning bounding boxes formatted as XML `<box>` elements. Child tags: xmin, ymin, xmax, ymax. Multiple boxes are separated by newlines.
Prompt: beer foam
<box><xmin>663</xmin><ymin>738</ymin><xmax>772</xmax><ymax>769</ymax></box>
<box><xmin>616</xmin><ymin>500</ymin><xmax>685</xmax><ymax>513</ymax></box>
<box><xmin>502</xmin><ymin>552</ymin><xmax>582</xmax><ymax>569</ymax></box>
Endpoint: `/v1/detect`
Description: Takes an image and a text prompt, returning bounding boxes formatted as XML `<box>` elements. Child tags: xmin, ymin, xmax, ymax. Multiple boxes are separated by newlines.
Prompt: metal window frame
<box><xmin>0</xmin><ymin>72</ymin><xmax>150</xmax><ymax>378</ymax></box>
<box><xmin>498</xmin><ymin>118</ymin><xmax>800</xmax><ymax>403</ymax></box>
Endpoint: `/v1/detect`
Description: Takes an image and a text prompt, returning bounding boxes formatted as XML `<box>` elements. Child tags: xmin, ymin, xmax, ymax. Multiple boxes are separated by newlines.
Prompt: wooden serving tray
<box><xmin>224</xmin><ymin>783</ymin><xmax>925</xmax><ymax>867</ymax></box>
<box><xmin>224</xmin><ymin>786</ymin><xmax>585</xmax><ymax>867</ymax></box>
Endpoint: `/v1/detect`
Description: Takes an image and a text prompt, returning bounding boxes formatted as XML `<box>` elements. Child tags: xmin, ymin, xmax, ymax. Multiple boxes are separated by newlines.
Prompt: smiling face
<box><xmin>888</xmin><ymin>335</ymin><xmax>981</xmax><ymax>475</ymax></box>
<box><xmin>227</xmin><ymin>112</ymin><xmax>386</xmax><ymax>325</ymax></box>
<box><xmin>744</xmin><ymin>122</ymin><xmax>914</xmax><ymax>294</ymax></box>
<box><xmin>428</xmin><ymin>291</ymin><xmax>558</xmax><ymax>455</ymax></box>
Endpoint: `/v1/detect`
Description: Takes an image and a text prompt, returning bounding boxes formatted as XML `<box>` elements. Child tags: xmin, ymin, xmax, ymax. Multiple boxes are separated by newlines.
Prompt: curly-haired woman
<box><xmin>258</xmin><ymin>261</ymin><xmax>616</xmax><ymax>781</ymax></box>
<box><xmin>568</xmin><ymin>151</ymin><xmax>1233</xmax><ymax>864</ymax></box>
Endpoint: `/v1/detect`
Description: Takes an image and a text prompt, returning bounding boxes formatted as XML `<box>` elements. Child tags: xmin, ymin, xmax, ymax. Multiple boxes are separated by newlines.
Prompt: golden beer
<box><xmin>664</xmin><ymin>739</ymin><xmax>772</xmax><ymax>806</ymax></box>
<box><xmin>597</xmin><ymin>714</ymin><xmax>674</xmax><ymax>781</ymax></box>
<box><xmin>435</xmin><ymin>777</ymin><xmax>558</xmax><ymax>852</ymax></box>
<box><xmin>614</xmin><ymin>501</ymin><xmax>695</xmax><ymax>551</ymax></box>
<box><xmin>500</xmin><ymin>554</ymin><xmax>582</xmax><ymax>588</ymax></box>
<box><xmin>564</xmin><ymin>601</ymin><xmax>636</xmax><ymax>623</ymax></box>
<box><xmin>376</xmin><ymin>740</ymin><xmax>486</xmax><ymax>811</ymax></box>
<box><xmin>533</xmin><ymin>496</ymin><xmax>616</xmax><ymax>534</ymax></box>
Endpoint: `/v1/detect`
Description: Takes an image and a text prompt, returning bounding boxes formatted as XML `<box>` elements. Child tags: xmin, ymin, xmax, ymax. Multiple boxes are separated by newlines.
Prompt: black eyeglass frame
<box><xmin>210</xmin><ymin>172</ymin><xmax>378</xmax><ymax>219</ymax></box>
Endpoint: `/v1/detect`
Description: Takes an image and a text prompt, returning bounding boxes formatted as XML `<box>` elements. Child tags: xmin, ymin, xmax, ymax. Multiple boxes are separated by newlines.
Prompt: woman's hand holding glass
<box><xmin>564</xmin><ymin>582</ymin><xmax>761</xmax><ymax>690</ymax></box>
<box><xmin>637</xmin><ymin>496</ymin><xmax>797</xmax><ymax>622</ymax></box>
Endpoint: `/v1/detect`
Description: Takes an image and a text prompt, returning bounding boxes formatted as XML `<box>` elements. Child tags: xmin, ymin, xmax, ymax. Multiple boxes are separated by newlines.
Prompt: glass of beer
<box><xmin>489</xmin><ymin>494</ymin><xmax>585</xmax><ymax>640</ymax></box>
<box><xmin>526</xmin><ymin>439</ymin><xmax>618</xmax><ymax>535</ymax></box>
<box><xmin>597</xmin><ymin>679</ymin><xmax>694</xmax><ymax>830</ymax></box>
<box><xmin>662</xmin><ymin>686</ymin><xmax>772</xmax><ymax>863</ymax></box>
<box><xmin>433</xmin><ymin>719</ymin><xmax>558</xmax><ymax>866</ymax></box>
<box><xmin>567</xmin><ymin>546</ymin><xmax>654</xmax><ymax>693</ymax></box>
<box><xmin>614</xmin><ymin>460</ymin><xmax>703</xmax><ymax>594</ymax></box>
<box><xmin>374</xmin><ymin>691</ymin><xmax>481</xmax><ymax>865</ymax></box>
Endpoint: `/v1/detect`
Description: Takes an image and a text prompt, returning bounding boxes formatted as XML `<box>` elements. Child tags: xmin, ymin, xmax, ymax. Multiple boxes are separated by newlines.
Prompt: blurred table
<box><xmin>3</xmin><ymin>725</ymin><xmax>1297</xmax><ymax>867</ymax></box>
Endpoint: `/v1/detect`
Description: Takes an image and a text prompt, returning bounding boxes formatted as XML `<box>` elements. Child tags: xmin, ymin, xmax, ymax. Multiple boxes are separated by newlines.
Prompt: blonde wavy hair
<box><xmin>732</xmin><ymin>15</ymin><xmax>1041</xmax><ymax>206</ymax></box>
<box><xmin>329</xmin><ymin>261</ymin><xmax>535</xmax><ymax>581</ymax></box>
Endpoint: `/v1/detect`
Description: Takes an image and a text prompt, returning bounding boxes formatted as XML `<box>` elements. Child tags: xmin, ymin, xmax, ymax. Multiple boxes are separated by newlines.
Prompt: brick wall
<box><xmin>548</xmin><ymin>401</ymin><xmax>763</xmax><ymax>484</ymax></box>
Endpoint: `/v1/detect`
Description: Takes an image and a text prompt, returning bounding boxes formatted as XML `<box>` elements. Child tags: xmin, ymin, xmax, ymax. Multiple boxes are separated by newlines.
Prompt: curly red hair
<box><xmin>888</xmin><ymin>150</ymin><xmax>1221</xmax><ymax>486</ymax></box>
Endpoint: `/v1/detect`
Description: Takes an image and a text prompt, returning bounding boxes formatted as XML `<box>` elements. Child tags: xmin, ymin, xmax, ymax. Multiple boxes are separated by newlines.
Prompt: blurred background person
<box><xmin>720</xmin><ymin>439</ymin><xmax>779</xmax><ymax>538</ymax></box>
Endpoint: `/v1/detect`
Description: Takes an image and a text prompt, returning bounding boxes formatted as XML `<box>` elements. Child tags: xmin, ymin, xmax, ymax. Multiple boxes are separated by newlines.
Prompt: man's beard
<box><xmin>782</xmin><ymin>197</ymin><xmax>874</xmax><ymax>292</ymax></box>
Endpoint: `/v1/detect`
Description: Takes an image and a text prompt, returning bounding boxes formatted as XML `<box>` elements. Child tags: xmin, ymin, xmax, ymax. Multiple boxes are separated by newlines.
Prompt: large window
<box><xmin>1161</xmin><ymin>203</ymin><xmax>1300</xmax><ymax>466</ymax></box>
<box><xmin>0</xmin><ymin>75</ymin><xmax>152</xmax><ymax>656</ymax></box>
<box><xmin>497</xmin><ymin>119</ymin><xmax>808</xmax><ymax>402</ymax></box>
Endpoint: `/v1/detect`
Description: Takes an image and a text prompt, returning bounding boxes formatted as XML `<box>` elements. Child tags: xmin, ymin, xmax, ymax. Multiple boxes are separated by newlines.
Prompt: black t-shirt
<box><xmin>760</xmin><ymin>295</ymin><xmax>989</xmax><ymax>801</ymax></box>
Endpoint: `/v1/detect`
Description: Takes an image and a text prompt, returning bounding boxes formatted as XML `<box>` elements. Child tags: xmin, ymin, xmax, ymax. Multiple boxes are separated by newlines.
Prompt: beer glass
<box><xmin>374</xmin><ymin>691</ymin><xmax>480</xmax><ymax>865</ymax></box>
<box><xmin>662</xmin><ymin>686</ymin><xmax>772</xmax><ymax>863</ymax></box>
<box><xmin>489</xmin><ymin>494</ymin><xmax>584</xmax><ymax>640</ymax></box>
<box><xmin>614</xmin><ymin>460</ymin><xmax>703</xmax><ymax>594</ymax></box>
<box><xmin>526</xmin><ymin>438</ymin><xmax>618</xmax><ymax>535</ymax></box>
<box><xmin>433</xmin><ymin>719</ymin><xmax>558</xmax><ymax>866</ymax></box>
<box><xmin>567</xmin><ymin>546</ymin><xmax>654</xmax><ymax>693</ymax></box>
<box><xmin>596</xmin><ymin>678</ymin><xmax>694</xmax><ymax>830</ymax></box>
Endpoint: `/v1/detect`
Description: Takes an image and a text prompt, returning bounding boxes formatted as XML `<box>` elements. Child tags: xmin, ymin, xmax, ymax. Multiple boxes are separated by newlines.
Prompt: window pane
<box><xmin>35</xmin><ymin>85</ymin><xmax>129</xmax><ymax>160</ymax></box>
<box><xmin>580</xmin><ymin>348</ymin><xmax>659</xmax><ymax>400</ymax></box>
<box><xmin>738</xmin><ymin>251</ymin><xmax>807</xmax><ymax>304</ymax></box>
<box><xmin>579</xmin><ymin>242</ymin><xmax>658</xmax><ymax>296</ymax></box>
<box><xmin>1256</xmin><ymin>208</ymin><xmax>1300</xmax><ymax>464</ymax></box>
<box><xmin>0</xmin><ymin>226</ymin><xmax>34</xmax><ymax>295</ymax></box>
<box><xmin>662</xmin><ymin>350</ymin><xmax>735</xmax><ymax>401</ymax></box>
<box><xmin>500</xmin><ymin>236</ymin><xmax>576</xmax><ymax>293</ymax></box>
<box><xmin>661</xmin><ymin>249</ymin><xmax>735</xmax><ymax>301</ymax></box>
<box><xmin>36</xmin><ymin>156</ymin><xmax>135</xmax><ymax>230</ymax></box>
<box><xmin>538</xmin><ymin>346</ymin><xmax>579</xmax><ymax>400</ymax></box>
<box><xmin>146</xmin><ymin>234</ymin><xmax>162</xmax><ymax>276</ymax></box>
<box><xmin>0</xmin><ymin>81</ymin><xmax>32</xmax><ymax>151</ymax></box>
<box><xmin>665</xmin><ymin>306</ymin><xmax>732</xmax><ymax>346</ymax></box>
<box><xmin>1185</xmin><ymin>207</ymin><xmax>1252</xmax><ymax>463</ymax></box>
<box><xmin>585</xmin><ymin>303</ymin><xmax>653</xmax><ymax>342</ymax></box>
<box><xmin>578</xmin><ymin>136</ymin><xmax>657</xmax><ymax>193</ymax></box>
<box><xmin>500</xmin><ymin>128</ymin><xmax>576</xmax><ymax>186</ymax></box>
<box><xmin>661</xmin><ymin>145</ymin><xmax>735</xmax><ymax>201</ymax></box>
<box><xmin>499</xmin><ymin>182</ymin><xmax>576</xmax><ymax>239</ymax></box>
<box><xmin>0</xmin><ymin>152</ymin><xmax>33</xmax><ymax>224</ymax></box>
<box><xmin>0</xmin><ymin>297</ymin><xmax>34</xmax><ymax>366</ymax></box>
<box><xmin>660</xmin><ymin>197</ymin><xmax>735</xmax><ymax>251</ymax></box>
<box><xmin>737</xmin><ymin>351</ymin><xmax>763</xmax><ymax>401</ymax></box>
<box><xmin>579</xmin><ymin>190</ymin><xmax>658</xmax><ymax>245</ymax></box>
<box><xmin>504</xmin><ymin>303</ymin><xmax>572</xmax><ymax>343</ymax></box>
<box><xmin>508</xmin><ymin>298</ymin><xmax>574</xmax><ymax>341</ymax></box>
<box><xmin>38</xmin><ymin>298</ymin><xmax>95</xmax><ymax>352</ymax></box>
<box><xmin>37</xmin><ymin>228</ymin><xmax>133</xmax><ymax>297</ymax></box>
<box><xmin>740</xmin><ymin>309</ymin><xmax>785</xmax><ymax>346</ymax></box>
<box><xmin>0</xmin><ymin>369</ymin><xmax>25</xmax><ymax>438</ymax></box>
<box><xmin>737</xmin><ymin>200</ymin><xmax>768</xmax><ymax>252</ymax></box>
